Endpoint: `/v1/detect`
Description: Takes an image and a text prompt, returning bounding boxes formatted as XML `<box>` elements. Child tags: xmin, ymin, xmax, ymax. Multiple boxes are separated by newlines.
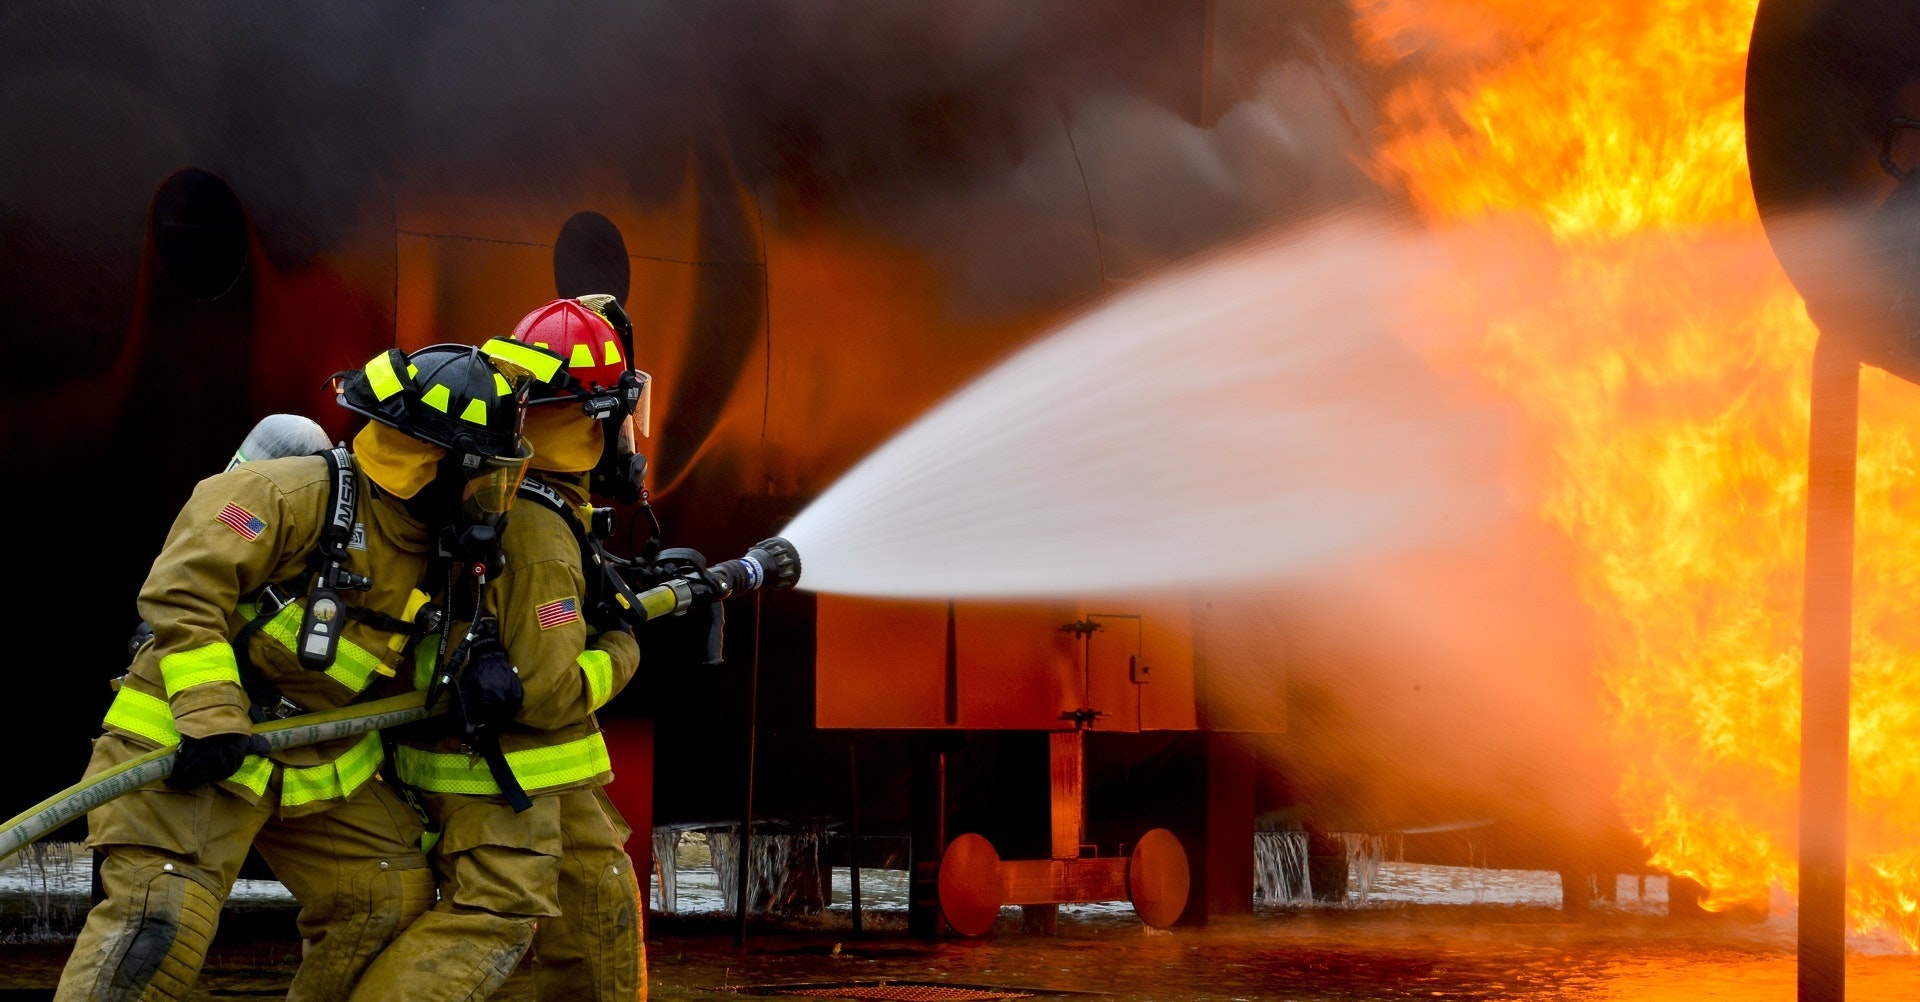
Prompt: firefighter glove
<box><xmin>452</xmin><ymin>635</ymin><xmax>523</xmax><ymax>737</ymax></box>
<box><xmin>167</xmin><ymin>732</ymin><xmax>269</xmax><ymax>790</ymax></box>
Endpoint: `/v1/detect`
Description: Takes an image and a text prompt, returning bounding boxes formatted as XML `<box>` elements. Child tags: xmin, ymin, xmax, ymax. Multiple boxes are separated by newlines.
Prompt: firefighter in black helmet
<box><xmin>56</xmin><ymin>341</ymin><xmax>535</xmax><ymax>1002</ymax></box>
<box><xmin>352</xmin><ymin>301</ymin><xmax>650</xmax><ymax>1002</ymax></box>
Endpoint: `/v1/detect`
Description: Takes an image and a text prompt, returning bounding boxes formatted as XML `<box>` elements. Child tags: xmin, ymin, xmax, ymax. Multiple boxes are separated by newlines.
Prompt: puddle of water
<box><xmin>6</xmin><ymin>839</ymin><xmax>1920</xmax><ymax>1000</ymax></box>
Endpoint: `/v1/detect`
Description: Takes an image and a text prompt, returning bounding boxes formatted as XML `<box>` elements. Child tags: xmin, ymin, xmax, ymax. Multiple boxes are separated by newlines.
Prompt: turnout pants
<box><xmin>349</xmin><ymin>790</ymin><xmax>565</xmax><ymax>1002</ymax></box>
<box><xmin>530</xmin><ymin>785</ymin><xmax>645</xmax><ymax>1001</ymax></box>
<box><xmin>54</xmin><ymin>732</ymin><xmax>433</xmax><ymax>1002</ymax></box>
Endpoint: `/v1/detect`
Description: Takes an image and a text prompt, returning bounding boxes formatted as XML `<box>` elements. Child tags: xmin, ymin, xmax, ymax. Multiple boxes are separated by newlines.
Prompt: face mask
<box><xmin>455</xmin><ymin>442</ymin><xmax>533</xmax><ymax>528</ymax></box>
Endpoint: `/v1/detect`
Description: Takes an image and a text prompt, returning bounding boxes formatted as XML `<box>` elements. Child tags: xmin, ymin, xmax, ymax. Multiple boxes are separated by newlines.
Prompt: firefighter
<box><xmin>351</xmin><ymin>297</ymin><xmax>649</xmax><ymax>1001</ymax></box>
<box><xmin>56</xmin><ymin>341</ymin><xmax>538</xmax><ymax>1002</ymax></box>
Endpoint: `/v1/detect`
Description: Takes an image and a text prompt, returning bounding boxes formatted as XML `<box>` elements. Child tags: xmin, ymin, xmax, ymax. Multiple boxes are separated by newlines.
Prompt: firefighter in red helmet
<box><xmin>353</xmin><ymin>297</ymin><xmax>650</xmax><ymax>1001</ymax></box>
<box><xmin>56</xmin><ymin>342</ymin><xmax>537</xmax><ymax>1002</ymax></box>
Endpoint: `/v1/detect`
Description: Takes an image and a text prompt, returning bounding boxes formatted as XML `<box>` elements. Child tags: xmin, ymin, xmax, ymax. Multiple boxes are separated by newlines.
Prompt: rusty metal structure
<box><xmin>1747</xmin><ymin>2</ymin><xmax>1920</xmax><ymax>998</ymax></box>
<box><xmin>1</xmin><ymin>0</ymin><xmax>1666</xmax><ymax>935</ymax></box>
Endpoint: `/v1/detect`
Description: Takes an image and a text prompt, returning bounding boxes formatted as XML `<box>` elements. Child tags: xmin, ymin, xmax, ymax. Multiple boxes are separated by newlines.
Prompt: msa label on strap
<box><xmin>518</xmin><ymin>477</ymin><xmax>567</xmax><ymax>514</ymax></box>
<box><xmin>324</xmin><ymin>447</ymin><xmax>356</xmax><ymax>540</ymax></box>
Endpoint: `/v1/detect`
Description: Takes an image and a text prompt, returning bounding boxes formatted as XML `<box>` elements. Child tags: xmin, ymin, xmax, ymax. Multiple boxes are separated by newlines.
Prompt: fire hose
<box><xmin>0</xmin><ymin>690</ymin><xmax>442</xmax><ymax>863</ymax></box>
<box><xmin>0</xmin><ymin>535</ymin><xmax>802</xmax><ymax>863</ymax></box>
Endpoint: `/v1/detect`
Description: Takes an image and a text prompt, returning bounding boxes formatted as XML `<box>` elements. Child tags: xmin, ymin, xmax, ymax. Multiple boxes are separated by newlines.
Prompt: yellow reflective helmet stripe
<box><xmin>579</xmin><ymin>649</ymin><xmax>614</xmax><ymax>712</ymax></box>
<box><xmin>160</xmin><ymin>645</ymin><xmax>243</xmax><ymax>697</ymax></box>
<box><xmin>482</xmin><ymin>336</ymin><xmax>564</xmax><ymax>384</ymax></box>
<box><xmin>603</xmin><ymin>340</ymin><xmax>620</xmax><ymax>365</ymax></box>
<box><xmin>364</xmin><ymin>350</ymin><xmax>406</xmax><ymax>401</ymax></box>
<box><xmin>459</xmin><ymin>396</ymin><xmax>489</xmax><ymax>425</ymax></box>
<box><xmin>102</xmin><ymin>688</ymin><xmax>271</xmax><ymax>796</ymax></box>
<box><xmin>392</xmin><ymin>732</ymin><xmax>611</xmax><ymax>795</ymax></box>
<box><xmin>570</xmin><ymin>343</ymin><xmax>596</xmax><ymax>369</ymax></box>
<box><xmin>420</xmin><ymin>382</ymin><xmax>451</xmax><ymax>414</ymax></box>
<box><xmin>281</xmin><ymin>731</ymin><xmax>384</xmax><ymax>808</ymax></box>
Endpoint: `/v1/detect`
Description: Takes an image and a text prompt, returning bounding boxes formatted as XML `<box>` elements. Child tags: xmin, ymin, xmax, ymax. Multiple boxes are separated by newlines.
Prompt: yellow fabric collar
<box><xmin>522</xmin><ymin>405</ymin><xmax>603</xmax><ymax>474</ymax></box>
<box><xmin>352</xmin><ymin>421</ymin><xmax>444</xmax><ymax>500</ymax></box>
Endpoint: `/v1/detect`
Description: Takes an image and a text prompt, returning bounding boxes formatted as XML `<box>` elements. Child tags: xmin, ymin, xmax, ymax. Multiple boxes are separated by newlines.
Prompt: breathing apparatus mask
<box><xmin>580</xmin><ymin>295</ymin><xmax>652</xmax><ymax>503</ymax></box>
<box><xmin>334</xmin><ymin>340</ymin><xmax>539</xmax><ymax>565</ymax></box>
<box><xmin>438</xmin><ymin>432</ymin><xmax>534</xmax><ymax>576</ymax></box>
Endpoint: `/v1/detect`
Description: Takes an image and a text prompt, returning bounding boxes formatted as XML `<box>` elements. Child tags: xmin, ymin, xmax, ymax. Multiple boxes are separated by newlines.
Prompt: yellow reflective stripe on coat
<box><xmin>412</xmin><ymin>637</ymin><xmax>441</xmax><ymax>691</ymax></box>
<box><xmin>103</xmin><ymin>687</ymin><xmax>178</xmax><ymax>747</ymax></box>
<box><xmin>392</xmin><ymin>732</ymin><xmax>611</xmax><ymax>795</ymax></box>
<box><xmin>252</xmin><ymin>602</ymin><xmax>390</xmax><ymax>691</ymax></box>
<box><xmin>280</xmin><ymin>731</ymin><xmax>384</xmax><ymax>808</ymax></box>
<box><xmin>579</xmin><ymin>649</ymin><xmax>614</xmax><ymax>711</ymax></box>
<box><xmin>102</xmin><ymin>688</ymin><xmax>271</xmax><ymax>796</ymax></box>
<box><xmin>159</xmin><ymin>644</ymin><xmax>243</xmax><ymax>696</ymax></box>
<box><xmin>229</xmin><ymin>754</ymin><xmax>273</xmax><ymax>795</ymax></box>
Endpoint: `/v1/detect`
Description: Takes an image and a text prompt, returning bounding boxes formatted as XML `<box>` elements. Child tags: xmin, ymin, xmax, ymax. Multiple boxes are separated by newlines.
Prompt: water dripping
<box><xmin>1463</xmin><ymin>838</ymin><xmax>1490</xmax><ymax>905</ymax></box>
<box><xmin>652</xmin><ymin>829</ymin><xmax>682</xmax><ymax>913</ymax></box>
<box><xmin>708</xmin><ymin>827</ymin><xmax>829</xmax><ymax>914</ymax></box>
<box><xmin>1253</xmin><ymin>830</ymin><xmax>1313</xmax><ymax>906</ymax></box>
<box><xmin>1338</xmin><ymin>832</ymin><xmax>1390</xmax><ymax>905</ymax></box>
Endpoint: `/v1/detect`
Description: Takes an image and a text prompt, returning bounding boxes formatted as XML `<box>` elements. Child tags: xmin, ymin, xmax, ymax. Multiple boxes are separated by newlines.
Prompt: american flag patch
<box><xmin>217</xmin><ymin>503</ymin><xmax>265</xmax><ymax>541</ymax></box>
<box><xmin>535</xmin><ymin>597</ymin><xmax>580</xmax><ymax>630</ymax></box>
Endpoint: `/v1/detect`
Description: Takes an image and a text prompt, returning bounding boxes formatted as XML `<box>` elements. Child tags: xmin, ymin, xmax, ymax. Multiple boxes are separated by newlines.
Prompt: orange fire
<box><xmin>1353</xmin><ymin>0</ymin><xmax>1920</xmax><ymax>944</ymax></box>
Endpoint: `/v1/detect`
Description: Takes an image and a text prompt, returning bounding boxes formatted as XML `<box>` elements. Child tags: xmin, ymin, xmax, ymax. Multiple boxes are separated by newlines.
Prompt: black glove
<box><xmin>168</xmin><ymin>732</ymin><xmax>269</xmax><ymax>790</ymax></box>
<box><xmin>451</xmin><ymin>636</ymin><xmax>523</xmax><ymax>739</ymax></box>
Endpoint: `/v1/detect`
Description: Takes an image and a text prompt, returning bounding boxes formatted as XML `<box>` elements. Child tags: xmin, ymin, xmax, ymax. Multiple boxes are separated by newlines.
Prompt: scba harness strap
<box><xmin>232</xmin><ymin>449</ymin><xmax>431</xmax><ymax>721</ymax></box>
<box><xmin>294</xmin><ymin>446</ymin><xmax>370</xmax><ymax>670</ymax></box>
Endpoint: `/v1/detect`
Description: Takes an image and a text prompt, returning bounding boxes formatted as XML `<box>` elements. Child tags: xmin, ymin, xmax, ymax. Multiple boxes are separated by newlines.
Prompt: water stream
<box><xmin>780</xmin><ymin>210</ymin><xmax>1514</xmax><ymax>601</ymax></box>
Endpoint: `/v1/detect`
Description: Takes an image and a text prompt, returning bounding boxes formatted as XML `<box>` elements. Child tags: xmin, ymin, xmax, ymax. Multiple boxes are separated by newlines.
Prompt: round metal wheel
<box><xmin>937</xmin><ymin>832</ymin><xmax>1004</xmax><ymax>937</ymax></box>
<box><xmin>1127</xmin><ymin>827</ymin><xmax>1190</xmax><ymax>929</ymax></box>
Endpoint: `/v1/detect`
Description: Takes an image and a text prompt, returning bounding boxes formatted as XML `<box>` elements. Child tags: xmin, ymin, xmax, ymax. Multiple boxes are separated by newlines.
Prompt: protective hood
<box><xmin>522</xmin><ymin>403</ymin><xmax>604</xmax><ymax>474</ymax></box>
<box><xmin>353</xmin><ymin>420</ymin><xmax>444</xmax><ymax>500</ymax></box>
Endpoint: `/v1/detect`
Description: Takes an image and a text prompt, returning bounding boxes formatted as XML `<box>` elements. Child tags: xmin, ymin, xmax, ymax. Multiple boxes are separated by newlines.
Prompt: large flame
<box><xmin>1353</xmin><ymin>0</ymin><xmax>1920</xmax><ymax>944</ymax></box>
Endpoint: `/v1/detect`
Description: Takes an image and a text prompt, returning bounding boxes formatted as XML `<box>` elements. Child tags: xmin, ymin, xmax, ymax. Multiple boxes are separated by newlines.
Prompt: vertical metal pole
<box><xmin>907</xmin><ymin>739</ymin><xmax>949</xmax><ymax>938</ymax></box>
<box><xmin>944</xmin><ymin>601</ymin><xmax>958</xmax><ymax>725</ymax></box>
<box><xmin>1800</xmin><ymin>331</ymin><xmax>1858</xmax><ymax>1002</ymax></box>
<box><xmin>734</xmin><ymin>593</ymin><xmax>763</xmax><ymax>948</ymax></box>
<box><xmin>848</xmin><ymin>734</ymin><xmax>863</xmax><ymax>934</ymax></box>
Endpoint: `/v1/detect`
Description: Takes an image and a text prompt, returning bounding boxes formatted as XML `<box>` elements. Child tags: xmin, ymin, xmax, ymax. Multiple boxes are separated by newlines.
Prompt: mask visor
<box><xmin>632</xmin><ymin>369</ymin><xmax>651</xmax><ymax>439</ymax></box>
<box><xmin>458</xmin><ymin>439</ymin><xmax>533</xmax><ymax>527</ymax></box>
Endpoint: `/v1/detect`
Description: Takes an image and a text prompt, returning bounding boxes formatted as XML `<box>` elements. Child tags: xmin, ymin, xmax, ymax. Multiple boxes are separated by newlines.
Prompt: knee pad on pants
<box><xmin>393</xmin><ymin>860</ymin><xmax>436</xmax><ymax>931</ymax></box>
<box><xmin>588</xmin><ymin>854</ymin><xmax>642</xmax><ymax>999</ymax></box>
<box><xmin>113</xmin><ymin>869</ymin><xmax>221</xmax><ymax>1001</ymax></box>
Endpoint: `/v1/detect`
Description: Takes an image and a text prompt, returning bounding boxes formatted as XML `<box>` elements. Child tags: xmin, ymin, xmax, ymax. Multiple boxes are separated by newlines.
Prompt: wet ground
<box><xmin>3</xmin><ymin>842</ymin><xmax>1917</xmax><ymax>1001</ymax></box>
